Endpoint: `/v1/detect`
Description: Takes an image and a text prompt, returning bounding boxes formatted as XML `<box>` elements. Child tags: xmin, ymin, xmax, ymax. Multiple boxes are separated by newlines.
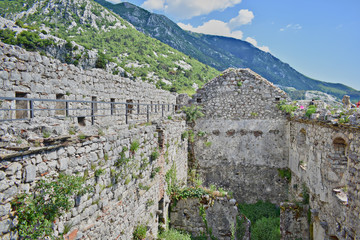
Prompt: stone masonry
<box><xmin>2</xmin><ymin>40</ymin><xmax>360</xmax><ymax>240</ymax></box>
<box><xmin>191</xmin><ymin>68</ymin><xmax>360</xmax><ymax>239</ymax></box>
<box><xmin>192</xmin><ymin>68</ymin><xmax>289</xmax><ymax>204</ymax></box>
<box><xmin>0</xmin><ymin>42</ymin><xmax>187</xmax><ymax>239</ymax></box>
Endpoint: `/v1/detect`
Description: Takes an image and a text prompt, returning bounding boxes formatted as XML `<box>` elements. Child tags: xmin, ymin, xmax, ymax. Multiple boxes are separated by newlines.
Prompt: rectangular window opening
<box><xmin>126</xmin><ymin>99</ymin><xmax>133</xmax><ymax>114</ymax></box>
<box><xmin>55</xmin><ymin>94</ymin><xmax>65</xmax><ymax>115</ymax></box>
<box><xmin>15</xmin><ymin>92</ymin><xmax>28</xmax><ymax>119</ymax></box>
<box><xmin>111</xmin><ymin>98</ymin><xmax>115</xmax><ymax>115</ymax></box>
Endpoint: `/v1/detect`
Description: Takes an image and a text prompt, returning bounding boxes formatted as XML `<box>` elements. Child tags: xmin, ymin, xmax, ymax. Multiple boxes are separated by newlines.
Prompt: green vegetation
<box><xmin>305</xmin><ymin>105</ymin><xmax>317</xmax><ymax>118</ymax></box>
<box><xmin>158</xmin><ymin>228</ymin><xmax>191</xmax><ymax>240</ymax></box>
<box><xmin>199</xmin><ymin>205</ymin><xmax>216</xmax><ymax>240</ymax></box>
<box><xmin>11</xmin><ymin>174</ymin><xmax>92</xmax><ymax>239</ymax></box>
<box><xmin>0</xmin><ymin>29</ymin><xmax>54</xmax><ymax>51</ymax></box>
<box><xmin>277</xmin><ymin>100</ymin><xmax>298</xmax><ymax>117</ymax></box>
<box><xmin>94</xmin><ymin>168</ymin><xmax>105</xmax><ymax>178</ymax></box>
<box><xmin>150</xmin><ymin>150</ymin><xmax>160</xmax><ymax>161</ymax></box>
<box><xmin>130</xmin><ymin>140</ymin><xmax>140</xmax><ymax>154</ymax></box>
<box><xmin>150</xmin><ymin>166</ymin><xmax>161</xmax><ymax>178</ymax></box>
<box><xmin>238</xmin><ymin>201</ymin><xmax>280</xmax><ymax>224</ymax></box>
<box><xmin>182</xmin><ymin>105</ymin><xmax>205</xmax><ymax>122</ymax></box>
<box><xmin>42</xmin><ymin>130</ymin><xmax>51</xmax><ymax>138</ymax></box>
<box><xmin>278</xmin><ymin>168</ymin><xmax>292</xmax><ymax>182</ymax></box>
<box><xmin>238</xmin><ymin>200</ymin><xmax>280</xmax><ymax>240</ymax></box>
<box><xmin>78</xmin><ymin>133</ymin><xmax>86</xmax><ymax>140</ymax></box>
<box><xmin>133</xmin><ymin>224</ymin><xmax>147</xmax><ymax>240</ymax></box>
<box><xmin>251</xmin><ymin>217</ymin><xmax>281</xmax><ymax>240</ymax></box>
<box><xmin>115</xmin><ymin>146</ymin><xmax>130</xmax><ymax>168</ymax></box>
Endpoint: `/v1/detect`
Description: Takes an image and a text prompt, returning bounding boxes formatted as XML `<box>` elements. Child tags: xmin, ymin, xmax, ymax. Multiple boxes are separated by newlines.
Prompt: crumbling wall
<box><xmin>170</xmin><ymin>196</ymin><xmax>243</xmax><ymax>240</ymax></box>
<box><xmin>288</xmin><ymin>120</ymin><xmax>360</xmax><ymax>239</ymax></box>
<box><xmin>192</xmin><ymin>68</ymin><xmax>289</xmax><ymax>204</ymax></box>
<box><xmin>0</xmin><ymin>119</ymin><xmax>188</xmax><ymax>239</ymax></box>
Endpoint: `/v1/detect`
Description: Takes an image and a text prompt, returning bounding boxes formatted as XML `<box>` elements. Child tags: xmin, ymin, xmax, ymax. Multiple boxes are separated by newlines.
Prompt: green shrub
<box><xmin>65</xmin><ymin>40</ymin><xmax>73</xmax><ymax>50</ymax></box>
<box><xmin>95</xmin><ymin>52</ymin><xmax>108</xmax><ymax>69</ymax></box>
<box><xmin>130</xmin><ymin>140</ymin><xmax>140</xmax><ymax>153</ymax></box>
<box><xmin>150</xmin><ymin>150</ymin><xmax>160</xmax><ymax>161</ymax></box>
<box><xmin>251</xmin><ymin>217</ymin><xmax>281</xmax><ymax>240</ymax></box>
<box><xmin>16</xmin><ymin>30</ymin><xmax>54</xmax><ymax>51</ymax></box>
<box><xmin>0</xmin><ymin>29</ymin><xmax>17</xmax><ymax>45</ymax></box>
<box><xmin>277</xmin><ymin>100</ymin><xmax>298</xmax><ymax>116</ymax></box>
<box><xmin>305</xmin><ymin>105</ymin><xmax>317</xmax><ymax>118</ymax></box>
<box><xmin>133</xmin><ymin>224</ymin><xmax>147</xmax><ymax>240</ymax></box>
<box><xmin>158</xmin><ymin>228</ymin><xmax>191</xmax><ymax>240</ymax></box>
<box><xmin>94</xmin><ymin>168</ymin><xmax>105</xmax><ymax>178</ymax></box>
<box><xmin>182</xmin><ymin>105</ymin><xmax>204</xmax><ymax>122</ymax></box>
<box><xmin>11</xmin><ymin>174</ymin><xmax>92</xmax><ymax>239</ymax></box>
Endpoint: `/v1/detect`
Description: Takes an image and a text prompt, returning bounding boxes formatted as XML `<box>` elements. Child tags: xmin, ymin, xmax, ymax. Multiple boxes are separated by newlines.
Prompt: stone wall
<box><xmin>0</xmin><ymin>118</ymin><xmax>188</xmax><ymax>239</ymax></box>
<box><xmin>192</xmin><ymin>68</ymin><xmax>289</xmax><ymax>204</ymax></box>
<box><xmin>280</xmin><ymin>202</ymin><xmax>310</xmax><ymax>240</ymax></box>
<box><xmin>192</xmin><ymin>68</ymin><xmax>288</xmax><ymax>120</ymax></box>
<box><xmin>288</xmin><ymin>120</ymin><xmax>360</xmax><ymax>239</ymax></box>
<box><xmin>0</xmin><ymin>41</ymin><xmax>187</xmax><ymax>239</ymax></box>
<box><xmin>170</xmin><ymin>196</ymin><xmax>241</xmax><ymax>240</ymax></box>
<box><xmin>0</xmin><ymin>42</ymin><xmax>176</xmax><ymax>125</ymax></box>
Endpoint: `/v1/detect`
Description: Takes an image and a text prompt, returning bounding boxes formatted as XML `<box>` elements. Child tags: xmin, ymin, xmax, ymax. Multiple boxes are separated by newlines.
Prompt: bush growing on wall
<box><xmin>11</xmin><ymin>174</ymin><xmax>93</xmax><ymax>239</ymax></box>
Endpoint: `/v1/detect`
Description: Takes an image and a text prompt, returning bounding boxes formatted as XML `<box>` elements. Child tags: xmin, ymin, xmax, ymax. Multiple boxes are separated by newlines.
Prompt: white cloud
<box><xmin>280</xmin><ymin>23</ymin><xmax>302</xmax><ymax>32</ymax></box>
<box><xmin>178</xmin><ymin>20</ymin><xmax>243</xmax><ymax>39</ymax></box>
<box><xmin>105</xmin><ymin>0</ymin><xmax>122</xmax><ymax>3</ymax></box>
<box><xmin>142</xmin><ymin>0</ymin><xmax>242</xmax><ymax>19</ymax></box>
<box><xmin>228</xmin><ymin>9</ymin><xmax>254</xmax><ymax>29</ymax></box>
<box><xmin>142</xmin><ymin>0</ymin><xmax>165</xmax><ymax>11</ymax></box>
<box><xmin>245</xmin><ymin>37</ymin><xmax>270</xmax><ymax>52</ymax></box>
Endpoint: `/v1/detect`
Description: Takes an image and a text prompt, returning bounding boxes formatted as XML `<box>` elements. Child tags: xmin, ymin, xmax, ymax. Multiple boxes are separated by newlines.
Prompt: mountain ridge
<box><xmin>95</xmin><ymin>0</ymin><xmax>360</xmax><ymax>102</ymax></box>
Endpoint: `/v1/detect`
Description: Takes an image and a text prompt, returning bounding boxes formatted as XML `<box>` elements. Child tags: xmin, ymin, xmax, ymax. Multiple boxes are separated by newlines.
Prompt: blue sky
<box><xmin>106</xmin><ymin>0</ymin><xmax>360</xmax><ymax>91</ymax></box>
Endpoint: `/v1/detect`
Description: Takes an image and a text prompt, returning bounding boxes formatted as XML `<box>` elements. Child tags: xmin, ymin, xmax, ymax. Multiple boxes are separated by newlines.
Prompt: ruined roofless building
<box><xmin>1</xmin><ymin>41</ymin><xmax>360</xmax><ymax>239</ymax></box>
<box><xmin>190</xmin><ymin>68</ymin><xmax>360</xmax><ymax>239</ymax></box>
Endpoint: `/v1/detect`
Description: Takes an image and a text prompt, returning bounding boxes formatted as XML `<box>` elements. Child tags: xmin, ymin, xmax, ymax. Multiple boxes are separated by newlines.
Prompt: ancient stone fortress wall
<box><xmin>0</xmin><ymin>42</ymin><xmax>187</xmax><ymax>239</ymax></box>
<box><xmin>191</xmin><ymin>68</ymin><xmax>290</xmax><ymax>203</ymax></box>
<box><xmin>0</xmin><ymin>42</ymin><xmax>176</xmax><ymax>125</ymax></box>
<box><xmin>287</xmin><ymin>120</ymin><xmax>360</xmax><ymax>239</ymax></box>
<box><xmin>0</xmin><ymin>117</ymin><xmax>188</xmax><ymax>239</ymax></box>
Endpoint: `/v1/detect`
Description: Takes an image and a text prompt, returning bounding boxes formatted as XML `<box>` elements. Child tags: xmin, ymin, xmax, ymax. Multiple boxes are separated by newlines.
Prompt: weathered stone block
<box><xmin>59</xmin><ymin>158</ymin><xmax>69</xmax><ymax>171</ymax></box>
<box><xmin>25</xmin><ymin>165</ymin><xmax>36</xmax><ymax>182</ymax></box>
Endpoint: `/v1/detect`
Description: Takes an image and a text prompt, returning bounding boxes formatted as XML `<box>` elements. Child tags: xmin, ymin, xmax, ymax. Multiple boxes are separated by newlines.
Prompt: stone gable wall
<box><xmin>192</xmin><ymin>68</ymin><xmax>288</xmax><ymax>120</ymax></box>
<box><xmin>192</xmin><ymin>68</ymin><xmax>290</xmax><ymax>204</ymax></box>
